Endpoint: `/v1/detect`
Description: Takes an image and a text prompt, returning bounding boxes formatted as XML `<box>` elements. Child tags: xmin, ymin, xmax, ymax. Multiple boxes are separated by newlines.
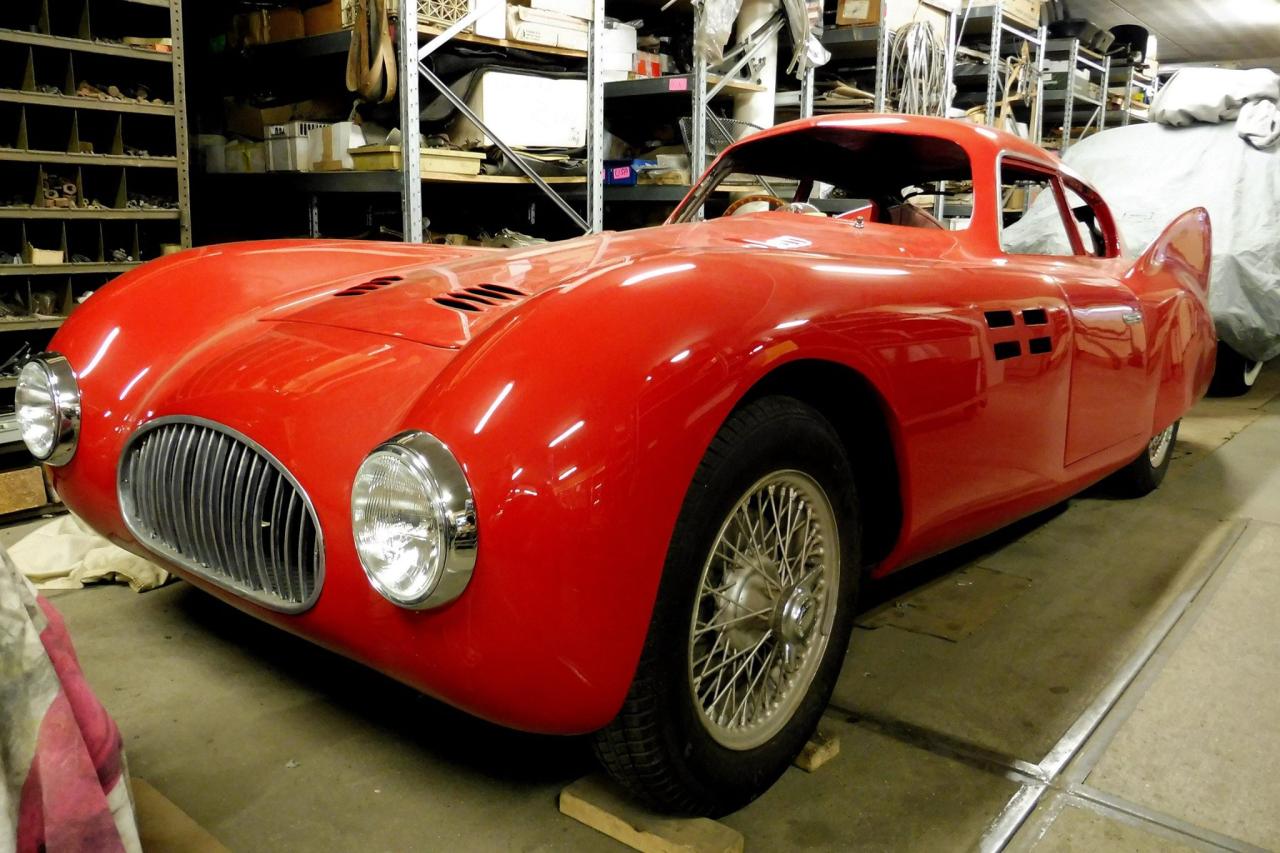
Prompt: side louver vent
<box><xmin>334</xmin><ymin>275</ymin><xmax>404</xmax><ymax>297</ymax></box>
<box><xmin>432</xmin><ymin>284</ymin><xmax>526</xmax><ymax>313</ymax></box>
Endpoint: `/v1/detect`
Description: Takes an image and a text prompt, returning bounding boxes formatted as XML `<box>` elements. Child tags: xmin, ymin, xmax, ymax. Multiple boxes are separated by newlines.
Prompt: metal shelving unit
<box><xmin>0</xmin><ymin>0</ymin><xmax>189</xmax><ymax>455</ymax></box>
<box><xmin>1043</xmin><ymin>37</ymin><xmax>1110</xmax><ymax>152</ymax></box>
<box><xmin>1107</xmin><ymin>62</ymin><xmax>1156</xmax><ymax>126</ymax></box>
<box><xmin>955</xmin><ymin>2</ymin><xmax>1047</xmax><ymax>145</ymax></box>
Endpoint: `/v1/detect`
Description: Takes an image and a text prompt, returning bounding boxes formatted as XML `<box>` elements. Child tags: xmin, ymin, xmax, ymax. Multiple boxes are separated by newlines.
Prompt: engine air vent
<box><xmin>334</xmin><ymin>275</ymin><xmax>403</xmax><ymax>297</ymax></box>
<box><xmin>432</xmin><ymin>284</ymin><xmax>527</xmax><ymax>314</ymax></box>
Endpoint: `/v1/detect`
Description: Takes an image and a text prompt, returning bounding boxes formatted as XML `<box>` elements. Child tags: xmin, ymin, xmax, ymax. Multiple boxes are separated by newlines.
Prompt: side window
<box><xmin>998</xmin><ymin>163</ymin><xmax>1078</xmax><ymax>256</ymax></box>
<box><xmin>1063</xmin><ymin>186</ymin><xmax>1109</xmax><ymax>258</ymax></box>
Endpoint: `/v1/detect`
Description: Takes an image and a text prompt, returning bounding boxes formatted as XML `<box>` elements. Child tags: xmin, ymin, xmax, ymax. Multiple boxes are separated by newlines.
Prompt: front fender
<box><xmin>400</xmin><ymin>255</ymin><xmax>904</xmax><ymax>731</ymax></box>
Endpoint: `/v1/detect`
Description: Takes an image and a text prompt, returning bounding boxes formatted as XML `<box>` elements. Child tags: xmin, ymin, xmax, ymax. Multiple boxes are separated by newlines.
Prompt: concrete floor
<box><xmin>24</xmin><ymin>367</ymin><xmax>1280</xmax><ymax>851</ymax></box>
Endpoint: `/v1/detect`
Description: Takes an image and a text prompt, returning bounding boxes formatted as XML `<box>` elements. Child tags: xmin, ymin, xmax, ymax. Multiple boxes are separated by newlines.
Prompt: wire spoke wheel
<box><xmin>1148</xmin><ymin>423</ymin><xmax>1175</xmax><ymax>467</ymax></box>
<box><xmin>688</xmin><ymin>470</ymin><xmax>839</xmax><ymax>751</ymax></box>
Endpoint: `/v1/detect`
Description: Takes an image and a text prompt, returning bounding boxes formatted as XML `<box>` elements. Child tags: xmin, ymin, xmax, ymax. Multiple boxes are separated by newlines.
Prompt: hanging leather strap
<box><xmin>346</xmin><ymin>0</ymin><xmax>399</xmax><ymax>104</ymax></box>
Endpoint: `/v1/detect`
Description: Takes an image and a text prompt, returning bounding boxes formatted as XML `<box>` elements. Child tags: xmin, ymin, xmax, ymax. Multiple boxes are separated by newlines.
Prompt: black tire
<box><xmin>1208</xmin><ymin>342</ymin><xmax>1262</xmax><ymax>397</ymax></box>
<box><xmin>593</xmin><ymin>396</ymin><xmax>860</xmax><ymax>816</ymax></box>
<box><xmin>1109</xmin><ymin>420</ymin><xmax>1179</xmax><ymax>498</ymax></box>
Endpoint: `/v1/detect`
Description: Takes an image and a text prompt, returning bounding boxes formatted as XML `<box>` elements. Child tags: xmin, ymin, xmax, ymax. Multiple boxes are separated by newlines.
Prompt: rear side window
<box><xmin>998</xmin><ymin>161</ymin><xmax>1078</xmax><ymax>256</ymax></box>
<box><xmin>1063</xmin><ymin>186</ymin><xmax>1111</xmax><ymax>258</ymax></box>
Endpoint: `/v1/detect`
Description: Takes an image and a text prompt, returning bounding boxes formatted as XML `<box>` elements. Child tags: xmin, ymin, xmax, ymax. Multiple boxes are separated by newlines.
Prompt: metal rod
<box><xmin>800</xmin><ymin>67</ymin><xmax>815</xmax><ymax>119</ymax></box>
<box><xmin>984</xmin><ymin>2</ymin><xmax>1002</xmax><ymax>125</ymax></box>
<box><xmin>417</xmin><ymin>61</ymin><xmax>590</xmax><ymax>232</ymax></box>
<box><xmin>400</xmin><ymin>11</ymin><xmax>423</xmax><ymax>242</ymax></box>
<box><xmin>586</xmin><ymin>0</ymin><xmax>604</xmax><ymax>231</ymax></box>
<box><xmin>690</xmin><ymin>4</ymin><xmax>708</xmax><ymax>220</ymax></box>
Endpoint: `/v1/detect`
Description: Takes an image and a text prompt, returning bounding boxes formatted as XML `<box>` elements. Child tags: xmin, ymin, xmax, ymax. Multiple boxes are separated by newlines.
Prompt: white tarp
<box><xmin>1002</xmin><ymin>121</ymin><xmax>1280</xmax><ymax>362</ymax></box>
<box><xmin>1149</xmin><ymin>67</ymin><xmax>1280</xmax><ymax>126</ymax></box>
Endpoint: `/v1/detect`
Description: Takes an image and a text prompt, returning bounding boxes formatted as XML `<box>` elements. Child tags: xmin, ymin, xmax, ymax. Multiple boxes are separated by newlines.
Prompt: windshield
<box><xmin>671</xmin><ymin>123</ymin><xmax>975</xmax><ymax>230</ymax></box>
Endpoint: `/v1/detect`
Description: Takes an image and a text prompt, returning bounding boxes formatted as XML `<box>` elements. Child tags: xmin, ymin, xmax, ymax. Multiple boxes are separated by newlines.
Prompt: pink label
<box><xmin>669</xmin><ymin>77</ymin><xmax>689</xmax><ymax>91</ymax></box>
<box><xmin>611</xmin><ymin>166</ymin><xmax>632</xmax><ymax>180</ymax></box>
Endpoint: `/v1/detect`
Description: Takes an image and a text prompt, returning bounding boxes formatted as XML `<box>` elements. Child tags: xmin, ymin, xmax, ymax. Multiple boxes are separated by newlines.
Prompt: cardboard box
<box><xmin>963</xmin><ymin>0</ymin><xmax>1040</xmax><ymax>29</ymax></box>
<box><xmin>449</xmin><ymin>70</ymin><xmax>587</xmax><ymax>148</ymax></box>
<box><xmin>223</xmin><ymin>97</ymin><xmax>347</xmax><ymax>140</ymax></box>
<box><xmin>836</xmin><ymin>0</ymin><xmax>880</xmax><ymax>26</ymax></box>
<box><xmin>22</xmin><ymin>243</ymin><xmax>63</xmax><ymax>265</ymax></box>
<box><xmin>305</xmin><ymin>0</ymin><xmax>347</xmax><ymax>35</ymax></box>
<box><xmin>0</xmin><ymin>467</ymin><xmax>48</xmax><ymax>516</ymax></box>
<box><xmin>633</xmin><ymin>51</ymin><xmax>661</xmax><ymax>77</ymax></box>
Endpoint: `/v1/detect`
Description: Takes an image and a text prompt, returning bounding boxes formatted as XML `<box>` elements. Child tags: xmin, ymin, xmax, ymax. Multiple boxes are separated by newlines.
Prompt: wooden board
<box><xmin>794</xmin><ymin>730</ymin><xmax>841</xmax><ymax>772</ymax></box>
<box><xmin>560</xmin><ymin>775</ymin><xmax>744</xmax><ymax>853</ymax></box>
<box><xmin>0</xmin><ymin>467</ymin><xmax>48</xmax><ymax>516</ymax></box>
<box><xmin>130</xmin><ymin>778</ymin><xmax>230</xmax><ymax>853</ymax></box>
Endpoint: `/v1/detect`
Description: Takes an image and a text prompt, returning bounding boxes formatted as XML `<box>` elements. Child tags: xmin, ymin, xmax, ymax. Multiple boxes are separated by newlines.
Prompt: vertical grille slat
<box><xmin>118</xmin><ymin>419</ymin><xmax>323</xmax><ymax>612</ymax></box>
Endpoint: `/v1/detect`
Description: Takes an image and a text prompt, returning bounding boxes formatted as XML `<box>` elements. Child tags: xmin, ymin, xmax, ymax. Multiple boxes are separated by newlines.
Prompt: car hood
<box><xmin>267</xmin><ymin>215</ymin><xmax>962</xmax><ymax>349</ymax></box>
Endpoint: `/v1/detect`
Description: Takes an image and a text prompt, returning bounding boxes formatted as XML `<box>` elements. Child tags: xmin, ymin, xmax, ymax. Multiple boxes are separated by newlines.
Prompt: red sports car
<box><xmin>17</xmin><ymin>115</ymin><xmax>1215</xmax><ymax>816</ymax></box>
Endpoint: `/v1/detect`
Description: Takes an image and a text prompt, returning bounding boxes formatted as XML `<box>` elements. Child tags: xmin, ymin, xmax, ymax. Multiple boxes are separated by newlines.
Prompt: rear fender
<box><xmin>1126</xmin><ymin>207</ymin><xmax>1216</xmax><ymax>430</ymax></box>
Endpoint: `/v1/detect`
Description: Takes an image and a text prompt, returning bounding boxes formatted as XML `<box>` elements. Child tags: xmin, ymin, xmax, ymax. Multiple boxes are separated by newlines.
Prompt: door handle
<box><xmin>1122</xmin><ymin>311</ymin><xmax>1143</xmax><ymax>325</ymax></box>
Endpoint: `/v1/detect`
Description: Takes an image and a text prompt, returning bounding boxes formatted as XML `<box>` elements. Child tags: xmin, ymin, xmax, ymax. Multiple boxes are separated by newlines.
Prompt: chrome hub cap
<box><xmin>1148</xmin><ymin>424</ymin><xmax>1175</xmax><ymax>467</ymax></box>
<box><xmin>688</xmin><ymin>471</ymin><xmax>840</xmax><ymax>751</ymax></box>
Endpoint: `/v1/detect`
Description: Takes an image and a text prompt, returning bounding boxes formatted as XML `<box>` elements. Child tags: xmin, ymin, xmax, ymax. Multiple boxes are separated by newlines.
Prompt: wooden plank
<box><xmin>0</xmin><ymin>466</ymin><xmax>49</xmax><ymax>516</ymax></box>
<box><xmin>559</xmin><ymin>775</ymin><xmax>744</xmax><ymax>853</ymax></box>
<box><xmin>130</xmin><ymin>778</ymin><xmax>229</xmax><ymax>853</ymax></box>
<box><xmin>794</xmin><ymin>730</ymin><xmax>840</xmax><ymax>772</ymax></box>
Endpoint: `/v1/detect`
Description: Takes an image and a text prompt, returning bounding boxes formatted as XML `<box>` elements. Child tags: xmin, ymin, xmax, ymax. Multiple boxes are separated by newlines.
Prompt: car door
<box><xmin>1053</xmin><ymin>179</ymin><xmax>1152</xmax><ymax>465</ymax></box>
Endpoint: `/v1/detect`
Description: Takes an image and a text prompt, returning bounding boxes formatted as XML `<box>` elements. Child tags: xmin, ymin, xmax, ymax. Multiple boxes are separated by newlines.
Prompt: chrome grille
<box><xmin>118</xmin><ymin>417</ymin><xmax>323</xmax><ymax>612</ymax></box>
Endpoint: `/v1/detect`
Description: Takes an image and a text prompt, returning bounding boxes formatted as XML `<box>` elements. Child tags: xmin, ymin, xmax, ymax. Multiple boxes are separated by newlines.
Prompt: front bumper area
<box><xmin>51</xmin><ymin>319</ymin><xmax>648</xmax><ymax>735</ymax></box>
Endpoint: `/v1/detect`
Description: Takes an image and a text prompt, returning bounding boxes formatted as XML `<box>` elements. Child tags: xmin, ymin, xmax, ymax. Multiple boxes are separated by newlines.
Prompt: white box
<box><xmin>527</xmin><ymin>0</ymin><xmax>592</xmax><ymax>19</ymax></box>
<box><xmin>473</xmin><ymin>0</ymin><xmax>506</xmax><ymax>39</ymax></box>
<box><xmin>603</xmin><ymin>21</ymin><xmax>636</xmax><ymax>53</ymax></box>
<box><xmin>306</xmin><ymin>121</ymin><xmax>366</xmax><ymax>171</ymax></box>
<box><xmin>449</xmin><ymin>70</ymin><xmax>587</xmax><ymax>148</ymax></box>
<box><xmin>265</xmin><ymin>121</ymin><xmax>327</xmax><ymax>171</ymax></box>
<box><xmin>506</xmin><ymin>4</ymin><xmax>588</xmax><ymax>49</ymax></box>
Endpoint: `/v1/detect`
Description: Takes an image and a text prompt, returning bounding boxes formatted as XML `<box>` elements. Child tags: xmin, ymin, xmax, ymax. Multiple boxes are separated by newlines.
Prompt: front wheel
<box><xmin>1109</xmin><ymin>420</ymin><xmax>1179</xmax><ymax>497</ymax></box>
<box><xmin>593</xmin><ymin>396</ymin><xmax>859</xmax><ymax>816</ymax></box>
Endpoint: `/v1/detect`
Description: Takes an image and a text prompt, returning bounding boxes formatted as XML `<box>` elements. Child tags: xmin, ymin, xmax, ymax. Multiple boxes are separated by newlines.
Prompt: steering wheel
<box><xmin>723</xmin><ymin>194</ymin><xmax>788</xmax><ymax>217</ymax></box>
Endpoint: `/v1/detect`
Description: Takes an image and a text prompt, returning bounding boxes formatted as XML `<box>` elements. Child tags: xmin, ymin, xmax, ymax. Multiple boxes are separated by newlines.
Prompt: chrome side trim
<box><xmin>117</xmin><ymin>415</ymin><xmax>325</xmax><ymax>614</ymax></box>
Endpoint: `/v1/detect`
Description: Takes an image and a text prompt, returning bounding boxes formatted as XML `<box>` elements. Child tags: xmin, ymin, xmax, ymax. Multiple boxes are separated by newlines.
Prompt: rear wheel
<box><xmin>594</xmin><ymin>396</ymin><xmax>859</xmax><ymax>816</ymax></box>
<box><xmin>1109</xmin><ymin>420</ymin><xmax>1179</xmax><ymax>497</ymax></box>
<box><xmin>1208</xmin><ymin>342</ymin><xmax>1263</xmax><ymax>397</ymax></box>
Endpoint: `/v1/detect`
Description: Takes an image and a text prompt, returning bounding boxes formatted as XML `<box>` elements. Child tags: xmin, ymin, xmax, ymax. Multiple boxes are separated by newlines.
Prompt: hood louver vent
<box><xmin>334</xmin><ymin>275</ymin><xmax>403</xmax><ymax>297</ymax></box>
<box><xmin>433</xmin><ymin>284</ymin><xmax>526</xmax><ymax>313</ymax></box>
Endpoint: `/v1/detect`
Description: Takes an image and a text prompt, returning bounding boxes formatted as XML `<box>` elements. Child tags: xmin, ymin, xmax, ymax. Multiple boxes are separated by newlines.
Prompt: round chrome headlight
<box><xmin>16</xmin><ymin>354</ymin><xmax>80</xmax><ymax>466</ymax></box>
<box><xmin>351</xmin><ymin>431</ymin><xmax>476</xmax><ymax>609</ymax></box>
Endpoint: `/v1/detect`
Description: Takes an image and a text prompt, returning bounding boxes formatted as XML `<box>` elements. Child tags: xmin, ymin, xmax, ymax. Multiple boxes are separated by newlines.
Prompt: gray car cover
<box><xmin>1003</xmin><ymin>122</ymin><xmax>1280</xmax><ymax>362</ymax></box>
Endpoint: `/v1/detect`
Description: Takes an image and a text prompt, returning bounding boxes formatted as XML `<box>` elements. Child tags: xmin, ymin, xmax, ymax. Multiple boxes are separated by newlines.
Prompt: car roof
<box><xmin>725</xmin><ymin>113</ymin><xmax>1061</xmax><ymax>172</ymax></box>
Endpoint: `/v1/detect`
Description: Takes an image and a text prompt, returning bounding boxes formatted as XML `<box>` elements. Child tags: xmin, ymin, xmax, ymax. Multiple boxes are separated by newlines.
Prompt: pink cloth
<box><xmin>1</xmin><ymin>551</ymin><xmax>137</xmax><ymax>852</ymax></box>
